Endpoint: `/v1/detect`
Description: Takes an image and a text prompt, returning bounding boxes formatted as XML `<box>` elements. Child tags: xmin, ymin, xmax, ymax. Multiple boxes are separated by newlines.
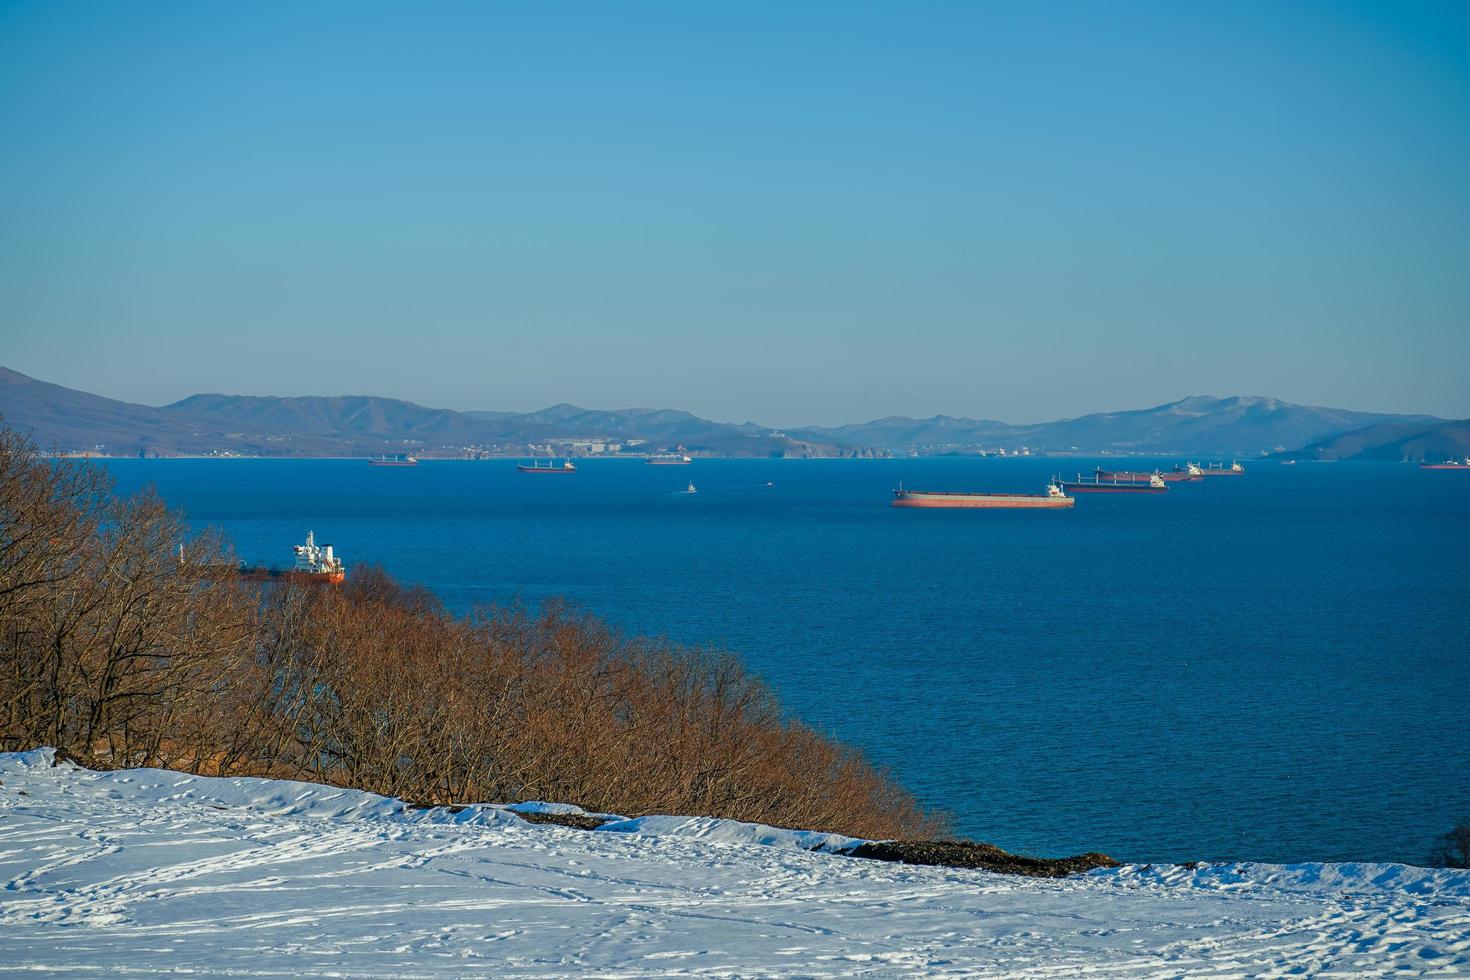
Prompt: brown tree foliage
<box><xmin>0</xmin><ymin>425</ymin><xmax>945</xmax><ymax>840</ymax></box>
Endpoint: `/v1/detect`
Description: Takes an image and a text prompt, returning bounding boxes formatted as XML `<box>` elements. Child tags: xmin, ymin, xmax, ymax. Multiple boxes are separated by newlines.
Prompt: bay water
<box><xmin>102</xmin><ymin>457</ymin><xmax>1470</xmax><ymax>865</ymax></box>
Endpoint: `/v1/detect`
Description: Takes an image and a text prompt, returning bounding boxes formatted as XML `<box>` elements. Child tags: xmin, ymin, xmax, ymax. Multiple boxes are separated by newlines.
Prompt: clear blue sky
<box><xmin>2</xmin><ymin>1</ymin><xmax>1467</xmax><ymax>426</ymax></box>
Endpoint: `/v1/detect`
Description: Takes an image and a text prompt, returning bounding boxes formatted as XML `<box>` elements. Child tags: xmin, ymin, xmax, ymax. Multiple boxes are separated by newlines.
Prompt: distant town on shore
<box><xmin>2</xmin><ymin>366</ymin><xmax>1467</xmax><ymax>463</ymax></box>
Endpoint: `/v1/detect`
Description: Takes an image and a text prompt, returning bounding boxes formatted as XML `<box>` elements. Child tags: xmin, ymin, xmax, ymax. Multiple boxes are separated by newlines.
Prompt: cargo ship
<box><xmin>646</xmin><ymin>455</ymin><xmax>693</xmax><ymax>465</ymax></box>
<box><xmin>237</xmin><ymin>530</ymin><xmax>345</xmax><ymax>585</ymax></box>
<box><xmin>369</xmin><ymin>454</ymin><xmax>418</xmax><ymax>466</ymax></box>
<box><xmin>1201</xmin><ymin>461</ymin><xmax>1245</xmax><ymax>475</ymax></box>
<box><xmin>518</xmin><ymin>459</ymin><xmax>576</xmax><ymax>473</ymax></box>
<box><xmin>1096</xmin><ymin>466</ymin><xmax>1199</xmax><ymax>484</ymax></box>
<box><xmin>1172</xmin><ymin>462</ymin><xmax>1205</xmax><ymax>480</ymax></box>
<box><xmin>1421</xmin><ymin>458</ymin><xmax>1470</xmax><ymax>470</ymax></box>
<box><xmin>892</xmin><ymin>481</ymin><xmax>1074</xmax><ymax>509</ymax></box>
<box><xmin>1061</xmin><ymin>472</ymin><xmax>1167</xmax><ymax>493</ymax></box>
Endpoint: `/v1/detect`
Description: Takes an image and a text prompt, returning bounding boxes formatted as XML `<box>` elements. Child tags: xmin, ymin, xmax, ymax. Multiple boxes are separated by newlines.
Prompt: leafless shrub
<box><xmin>0</xmin><ymin>426</ymin><xmax>257</xmax><ymax>767</ymax></box>
<box><xmin>1429</xmin><ymin>821</ymin><xmax>1470</xmax><ymax>869</ymax></box>
<box><xmin>0</xmin><ymin>424</ymin><xmax>946</xmax><ymax>840</ymax></box>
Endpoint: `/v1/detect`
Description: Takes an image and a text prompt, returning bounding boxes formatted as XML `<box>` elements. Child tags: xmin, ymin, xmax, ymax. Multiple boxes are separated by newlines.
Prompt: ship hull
<box><xmin>1061</xmin><ymin>483</ymin><xmax>1166</xmax><ymax>494</ymax></box>
<box><xmin>517</xmin><ymin>466</ymin><xmax>575</xmax><ymax>473</ymax></box>
<box><xmin>286</xmin><ymin>570</ymin><xmax>345</xmax><ymax>584</ymax></box>
<box><xmin>237</xmin><ymin>567</ymin><xmax>345</xmax><ymax>585</ymax></box>
<box><xmin>644</xmin><ymin>461</ymin><xmax>691</xmax><ymax>466</ymax></box>
<box><xmin>894</xmin><ymin>492</ymin><xmax>1073</xmax><ymax>509</ymax></box>
<box><xmin>1098</xmin><ymin>470</ymin><xmax>1197</xmax><ymax>483</ymax></box>
<box><xmin>369</xmin><ymin>461</ymin><xmax>417</xmax><ymax>466</ymax></box>
<box><xmin>1420</xmin><ymin>463</ymin><xmax>1470</xmax><ymax>470</ymax></box>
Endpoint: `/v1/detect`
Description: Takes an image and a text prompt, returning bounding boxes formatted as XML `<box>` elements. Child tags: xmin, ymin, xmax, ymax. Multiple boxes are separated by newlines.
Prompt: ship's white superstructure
<box><xmin>292</xmin><ymin>531</ymin><xmax>344</xmax><ymax>577</ymax></box>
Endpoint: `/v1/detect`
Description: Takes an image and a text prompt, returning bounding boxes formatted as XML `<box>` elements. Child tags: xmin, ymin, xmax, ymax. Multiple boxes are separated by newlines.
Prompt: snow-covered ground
<box><xmin>3</xmin><ymin>750</ymin><xmax>1467</xmax><ymax>977</ymax></box>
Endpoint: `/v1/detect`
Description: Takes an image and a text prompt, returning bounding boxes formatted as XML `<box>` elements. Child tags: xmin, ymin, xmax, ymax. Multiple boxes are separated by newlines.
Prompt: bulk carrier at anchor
<box><xmin>1172</xmin><ymin>462</ymin><xmax>1206</xmax><ymax>480</ymax></box>
<box><xmin>892</xmin><ymin>482</ymin><xmax>1074</xmax><ymax>509</ymax></box>
<box><xmin>1096</xmin><ymin>467</ymin><xmax>1199</xmax><ymax>483</ymax></box>
<box><xmin>1061</xmin><ymin>472</ymin><xmax>1168</xmax><ymax>494</ymax></box>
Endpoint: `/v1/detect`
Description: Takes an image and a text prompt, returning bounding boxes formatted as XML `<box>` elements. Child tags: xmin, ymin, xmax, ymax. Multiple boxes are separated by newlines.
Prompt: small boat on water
<box><xmin>646</xmin><ymin>455</ymin><xmax>693</xmax><ymax>465</ymax></box>
<box><xmin>518</xmin><ymin>459</ymin><xmax>576</xmax><ymax>473</ymax></box>
<box><xmin>237</xmin><ymin>530</ymin><xmax>346</xmax><ymax>585</ymax></box>
<box><xmin>1061</xmin><ymin>472</ymin><xmax>1167</xmax><ymax>494</ymax></box>
<box><xmin>685</xmin><ymin>482</ymin><xmax>697</xmax><ymax>494</ymax></box>
<box><xmin>369</xmin><ymin>454</ymin><xmax>418</xmax><ymax>466</ymax></box>
<box><xmin>892</xmin><ymin>481</ymin><xmax>1074</xmax><ymax>509</ymax></box>
<box><xmin>1421</xmin><ymin>458</ymin><xmax>1470</xmax><ymax>470</ymax></box>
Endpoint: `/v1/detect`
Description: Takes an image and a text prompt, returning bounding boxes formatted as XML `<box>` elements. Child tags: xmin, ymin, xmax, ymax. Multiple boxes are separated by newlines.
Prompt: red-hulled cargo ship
<box><xmin>1061</xmin><ymin>472</ymin><xmax>1168</xmax><ymax>494</ymax></box>
<box><xmin>237</xmin><ymin>531</ymin><xmax>345</xmax><ymax>585</ymax></box>
<box><xmin>518</xmin><ymin>459</ymin><xmax>577</xmax><ymax>473</ymax></box>
<box><xmin>892</xmin><ymin>482</ymin><xmax>1074</xmax><ymax>509</ymax></box>
<box><xmin>1421</xmin><ymin>458</ymin><xmax>1470</xmax><ymax>470</ymax></box>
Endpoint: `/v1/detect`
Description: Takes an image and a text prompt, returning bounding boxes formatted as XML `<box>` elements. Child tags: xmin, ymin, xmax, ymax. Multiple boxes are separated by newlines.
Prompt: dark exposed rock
<box><xmin>51</xmin><ymin>747</ymin><xmax>120</xmax><ymax>771</ymax></box>
<box><xmin>403</xmin><ymin>802</ymin><xmax>469</xmax><ymax>814</ymax></box>
<box><xmin>512</xmin><ymin>810</ymin><xmax>614</xmax><ymax>831</ymax></box>
<box><xmin>843</xmin><ymin>839</ymin><xmax>1120</xmax><ymax>878</ymax></box>
<box><xmin>401</xmin><ymin>802</ymin><xmax>612</xmax><ymax>830</ymax></box>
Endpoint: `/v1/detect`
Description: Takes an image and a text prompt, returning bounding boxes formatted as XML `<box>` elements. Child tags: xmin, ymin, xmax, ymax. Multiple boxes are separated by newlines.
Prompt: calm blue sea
<box><xmin>102</xmin><ymin>457</ymin><xmax>1470</xmax><ymax>865</ymax></box>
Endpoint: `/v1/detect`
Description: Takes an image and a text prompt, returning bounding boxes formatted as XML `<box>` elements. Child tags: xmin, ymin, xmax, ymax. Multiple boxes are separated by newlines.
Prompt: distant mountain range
<box><xmin>1277</xmin><ymin>418</ymin><xmax>1470</xmax><ymax>462</ymax></box>
<box><xmin>787</xmin><ymin>395</ymin><xmax>1437</xmax><ymax>455</ymax></box>
<box><xmin>0</xmin><ymin>368</ymin><xmax>840</xmax><ymax>458</ymax></box>
<box><xmin>0</xmin><ymin>366</ymin><xmax>1452</xmax><ymax>459</ymax></box>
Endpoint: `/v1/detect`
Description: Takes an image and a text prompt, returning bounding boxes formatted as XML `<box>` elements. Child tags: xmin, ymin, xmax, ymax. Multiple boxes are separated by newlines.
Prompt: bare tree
<box><xmin>0</xmin><ymin>422</ymin><xmax>947</xmax><ymax>840</ymax></box>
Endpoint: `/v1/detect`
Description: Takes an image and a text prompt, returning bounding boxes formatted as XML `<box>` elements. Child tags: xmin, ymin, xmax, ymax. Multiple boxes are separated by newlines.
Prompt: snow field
<box><xmin>2</xmin><ymin>749</ymin><xmax>1468</xmax><ymax>977</ymax></box>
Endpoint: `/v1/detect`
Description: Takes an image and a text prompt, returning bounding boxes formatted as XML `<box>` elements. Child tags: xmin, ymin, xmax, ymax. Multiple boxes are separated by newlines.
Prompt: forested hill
<box><xmin>1277</xmin><ymin>418</ymin><xmax>1470</xmax><ymax>462</ymax></box>
<box><xmin>0</xmin><ymin>367</ymin><xmax>1440</xmax><ymax>457</ymax></box>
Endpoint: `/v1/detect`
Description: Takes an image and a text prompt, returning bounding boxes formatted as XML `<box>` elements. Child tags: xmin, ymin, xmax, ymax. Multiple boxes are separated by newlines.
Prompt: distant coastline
<box><xmin>63</xmin><ymin>450</ymin><xmax>1284</xmax><ymax>462</ymax></box>
<box><xmin>5</xmin><ymin>366</ymin><xmax>1458</xmax><ymax>462</ymax></box>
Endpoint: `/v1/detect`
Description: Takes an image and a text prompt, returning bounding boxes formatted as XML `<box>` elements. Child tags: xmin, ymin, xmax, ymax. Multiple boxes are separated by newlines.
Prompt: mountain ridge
<box><xmin>788</xmin><ymin>395</ymin><xmax>1437</xmax><ymax>454</ymax></box>
<box><xmin>0</xmin><ymin>367</ymin><xmax>1441</xmax><ymax>458</ymax></box>
<box><xmin>0</xmin><ymin>368</ymin><xmax>841</xmax><ymax>457</ymax></box>
<box><xmin>1276</xmin><ymin>418</ymin><xmax>1470</xmax><ymax>462</ymax></box>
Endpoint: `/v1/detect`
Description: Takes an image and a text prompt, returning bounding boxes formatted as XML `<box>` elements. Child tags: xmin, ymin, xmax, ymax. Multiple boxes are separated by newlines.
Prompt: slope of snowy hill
<box><xmin>2</xmin><ymin>749</ymin><xmax>1468</xmax><ymax>977</ymax></box>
